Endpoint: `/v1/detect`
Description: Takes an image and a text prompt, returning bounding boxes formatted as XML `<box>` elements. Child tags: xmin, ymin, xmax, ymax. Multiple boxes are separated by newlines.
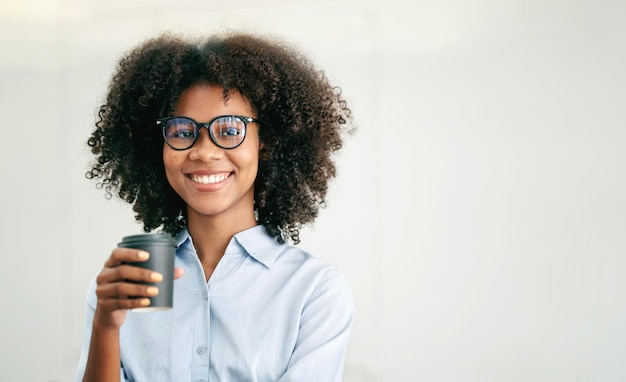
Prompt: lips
<box><xmin>188</xmin><ymin>172</ymin><xmax>232</xmax><ymax>185</ymax></box>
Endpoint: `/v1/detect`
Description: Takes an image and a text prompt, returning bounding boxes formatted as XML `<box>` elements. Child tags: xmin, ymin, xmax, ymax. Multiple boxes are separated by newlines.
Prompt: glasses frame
<box><xmin>157</xmin><ymin>115</ymin><xmax>260</xmax><ymax>150</ymax></box>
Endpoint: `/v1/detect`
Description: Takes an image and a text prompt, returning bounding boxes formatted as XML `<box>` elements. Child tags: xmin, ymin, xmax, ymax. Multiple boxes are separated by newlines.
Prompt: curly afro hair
<box><xmin>86</xmin><ymin>32</ymin><xmax>354</xmax><ymax>244</ymax></box>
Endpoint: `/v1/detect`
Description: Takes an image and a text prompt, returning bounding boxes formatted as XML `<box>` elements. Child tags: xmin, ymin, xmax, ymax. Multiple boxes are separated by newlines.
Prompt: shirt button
<box><xmin>197</xmin><ymin>346</ymin><xmax>207</xmax><ymax>355</ymax></box>
<box><xmin>203</xmin><ymin>292</ymin><xmax>208</xmax><ymax>300</ymax></box>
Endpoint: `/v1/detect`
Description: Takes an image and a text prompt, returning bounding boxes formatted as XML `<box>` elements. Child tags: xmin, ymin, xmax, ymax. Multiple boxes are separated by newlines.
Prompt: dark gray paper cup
<box><xmin>118</xmin><ymin>233</ymin><xmax>177</xmax><ymax>312</ymax></box>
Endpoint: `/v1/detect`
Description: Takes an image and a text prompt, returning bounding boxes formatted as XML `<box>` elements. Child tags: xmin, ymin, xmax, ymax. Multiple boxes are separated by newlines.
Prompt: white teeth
<box><xmin>190</xmin><ymin>173</ymin><xmax>229</xmax><ymax>184</ymax></box>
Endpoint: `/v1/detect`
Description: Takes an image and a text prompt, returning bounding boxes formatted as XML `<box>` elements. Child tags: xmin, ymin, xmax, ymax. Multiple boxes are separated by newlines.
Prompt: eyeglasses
<box><xmin>157</xmin><ymin>115</ymin><xmax>260</xmax><ymax>150</ymax></box>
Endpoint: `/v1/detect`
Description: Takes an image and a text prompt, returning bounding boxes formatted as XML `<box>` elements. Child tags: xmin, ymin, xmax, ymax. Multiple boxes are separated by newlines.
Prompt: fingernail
<box><xmin>146</xmin><ymin>287</ymin><xmax>159</xmax><ymax>296</ymax></box>
<box><xmin>137</xmin><ymin>251</ymin><xmax>149</xmax><ymax>260</ymax></box>
<box><xmin>151</xmin><ymin>272</ymin><xmax>163</xmax><ymax>282</ymax></box>
<box><xmin>139</xmin><ymin>298</ymin><xmax>150</xmax><ymax>306</ymax></box>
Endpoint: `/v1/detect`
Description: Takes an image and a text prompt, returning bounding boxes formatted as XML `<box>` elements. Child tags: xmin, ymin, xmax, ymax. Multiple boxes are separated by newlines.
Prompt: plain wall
<box><xmin>1</xmin><ymin>0</ymin><xmax>625</xmax><ymax>381</ymax></box>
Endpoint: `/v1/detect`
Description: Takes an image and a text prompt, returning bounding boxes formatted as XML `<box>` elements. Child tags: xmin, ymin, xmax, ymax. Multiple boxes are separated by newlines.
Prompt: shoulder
<box><xmin>276</xmin><ymin>245</ymin><xmax>353</xmax><ymax>303</ymax></box>
<box><xmin>275</xmin><ymin>244</ymin><xmax>336</xmax><ymax>276</ymax></box>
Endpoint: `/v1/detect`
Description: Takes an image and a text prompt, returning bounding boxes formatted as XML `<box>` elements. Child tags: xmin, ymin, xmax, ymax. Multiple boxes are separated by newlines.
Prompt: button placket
<box><xmin>196</xmin><ymin>345</ymin><xmax>207</xmax><ymax>355</ymax></box>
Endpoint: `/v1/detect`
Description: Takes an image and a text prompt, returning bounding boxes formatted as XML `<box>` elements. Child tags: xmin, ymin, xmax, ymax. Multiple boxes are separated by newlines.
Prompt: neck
<box><xmin>186</xmin><ymin>210</ymin><xmax>258</xmax><ymax>270</ymax></box>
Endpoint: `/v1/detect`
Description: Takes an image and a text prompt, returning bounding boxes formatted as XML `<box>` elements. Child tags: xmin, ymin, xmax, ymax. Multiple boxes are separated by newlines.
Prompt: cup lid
<box><xmin>118</xmin><ymin>233</ymin><xmax>177</xmax><ymax>247</ymax></box>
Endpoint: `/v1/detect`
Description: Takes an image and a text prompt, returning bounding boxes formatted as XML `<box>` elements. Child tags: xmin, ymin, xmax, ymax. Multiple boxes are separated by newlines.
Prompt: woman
<box><xmin>76</xmin><ymin>32</ymin><xmax>355</xmax><ymax>381</ymax></box>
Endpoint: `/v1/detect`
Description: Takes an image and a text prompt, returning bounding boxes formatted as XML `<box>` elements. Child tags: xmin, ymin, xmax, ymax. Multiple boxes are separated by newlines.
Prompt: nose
<box><xmin>188</xmin><ymin>128</ymin><xmax>224</xmax><ymax>162</ymax></box>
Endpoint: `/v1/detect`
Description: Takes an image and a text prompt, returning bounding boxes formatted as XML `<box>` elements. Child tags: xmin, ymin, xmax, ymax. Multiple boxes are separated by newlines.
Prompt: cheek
<box><xmin>163</xmin><ymin>148</ymin><xmax>181</xmax><ymax>181</ymax></box>
<box><xmin>243</xmin><ymin>132</ymin><xmax>262</xmax><ymax>169</ymax></box>
<box><xmin>240</xmin><ymin>148</ymin><xmax>260</xmax><ymax>174</ymax></box>
<box><xmin>162</xmin><ymin>147</ymin><xmax>171</xmax><ymax>171</ymax></box>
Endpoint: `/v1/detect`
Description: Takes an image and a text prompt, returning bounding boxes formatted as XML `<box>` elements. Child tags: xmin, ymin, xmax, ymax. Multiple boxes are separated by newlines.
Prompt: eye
<box><xmin>222</xmin><ymin>127</ymin><xmax>242</xmax><ymax>137</ymax></box>
<box><xmin>172</xmin><ymin>129</ymin><xmax>195</xmax><ymax>139</ymax></box>
<box><xmin>214</xmin><ymin>117</ymin><xmax>245</xmax><ymax>137</ymax></box>
<box><xmin>165</xmin><ymin>120</ymin><xmax>196</xmax><ymax>140</ymax></box>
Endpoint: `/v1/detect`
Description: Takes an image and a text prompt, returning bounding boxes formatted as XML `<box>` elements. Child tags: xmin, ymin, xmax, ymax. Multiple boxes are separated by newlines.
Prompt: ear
<box><xmin>259</xmin><ymin>143</ymin><xmax>270</xmax><ymax>161</ymax></box>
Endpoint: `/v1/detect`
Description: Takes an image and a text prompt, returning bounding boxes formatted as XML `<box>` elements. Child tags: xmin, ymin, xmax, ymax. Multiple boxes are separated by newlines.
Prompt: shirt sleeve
<box><xmin>278</xmin><ymin>267</ymin><xmax>355</xmax><ymax>382</ymax></box>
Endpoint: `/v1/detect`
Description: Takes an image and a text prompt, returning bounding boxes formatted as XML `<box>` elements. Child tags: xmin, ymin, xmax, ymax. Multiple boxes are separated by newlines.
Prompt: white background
<box><xmin>1</xmin><ymin>0</ymin><xmax>625</xmax><ymax>381</ymax></box>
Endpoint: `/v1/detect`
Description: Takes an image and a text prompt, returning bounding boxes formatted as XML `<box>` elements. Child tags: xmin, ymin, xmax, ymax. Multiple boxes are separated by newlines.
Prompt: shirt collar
<box><xmin>175</xmin><ymin>228</ymin><xmax>191</xmax><ymax>248</ymax></box>
<box><xmin>233</xmin><ymin>225</ymin><xmax>285</xmax><ymax>268</ymax></box>
<box><xmin>174</xmin><ymin>225</ymin><xmax>285</xmax><ymax>269</ymax></box>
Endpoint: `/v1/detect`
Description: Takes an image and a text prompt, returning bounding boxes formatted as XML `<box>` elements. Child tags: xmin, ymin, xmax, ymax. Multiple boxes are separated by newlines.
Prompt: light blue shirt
<box><xmin>75</xmin><ymin>225</ymin><xmax>354</xmax><ymax>381</ymax></box>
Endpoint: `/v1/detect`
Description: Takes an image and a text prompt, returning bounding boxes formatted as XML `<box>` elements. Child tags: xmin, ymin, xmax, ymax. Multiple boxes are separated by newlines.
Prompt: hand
<box><xmin>93</xmin><ymin>248</ymin><xmax>185</xmax><ymax>330</ymax></box>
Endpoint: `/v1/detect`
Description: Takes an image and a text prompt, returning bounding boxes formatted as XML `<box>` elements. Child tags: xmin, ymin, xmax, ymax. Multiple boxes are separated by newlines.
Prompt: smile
<box><xmin>189</xmin><ymin>173</ymin><xmax>231</xmax><ymax>185</ymax></box>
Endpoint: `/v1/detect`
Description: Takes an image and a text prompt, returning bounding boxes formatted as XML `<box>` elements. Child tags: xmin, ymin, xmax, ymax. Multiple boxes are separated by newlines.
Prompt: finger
<box><xmin>96</xmin><ymin>281</ymin><xmax>158</xmax><ymax>311</ymax></box>
<box><xmin>103</xmin><ymin>248</ymin><xmax>150</xmax><ymax>268</ymax></box>
<box><xmin>173</xmin><ymin>267</ymin><xmax>185</xmax><ymax>280</ymax></box>
<box><xmin>98</xmin><ymin>295</ymin><xmax>152</xmax><ymax>311</ymax></box>
<box><xmin>97</xmin><ymin>282</ymin><xmax>159</xmax><ymax>301</ymax></box>
<box><xmin>96</xmin><ymin>263</ymin><xmax>163</xmax><ymax>285</ymax></box>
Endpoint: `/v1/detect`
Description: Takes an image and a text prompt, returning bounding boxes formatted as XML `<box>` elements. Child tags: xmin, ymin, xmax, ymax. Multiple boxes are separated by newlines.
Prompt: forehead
<box><xmin>173</xmin><ymin>84</ymin><xmax>254</xmax><ymax>119</ymax></box>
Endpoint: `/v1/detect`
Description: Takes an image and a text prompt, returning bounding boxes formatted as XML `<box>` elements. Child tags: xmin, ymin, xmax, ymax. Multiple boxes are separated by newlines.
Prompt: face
<box><xmin>163</xmin><ymin>83</ymin><xmax>261</xmax><ymax>226</ymax></box>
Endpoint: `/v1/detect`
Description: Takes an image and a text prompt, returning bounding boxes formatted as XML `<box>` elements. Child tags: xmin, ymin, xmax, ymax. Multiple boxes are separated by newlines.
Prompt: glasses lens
<box><xmin>163</xmin><ymin>117</ymin><xmax>197</xmax><ymax>149</ymax></box>
<box><xmin>210</xmin><ymin>116</ymin><xmax>246</xmax><ymax>149</ymax></box>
